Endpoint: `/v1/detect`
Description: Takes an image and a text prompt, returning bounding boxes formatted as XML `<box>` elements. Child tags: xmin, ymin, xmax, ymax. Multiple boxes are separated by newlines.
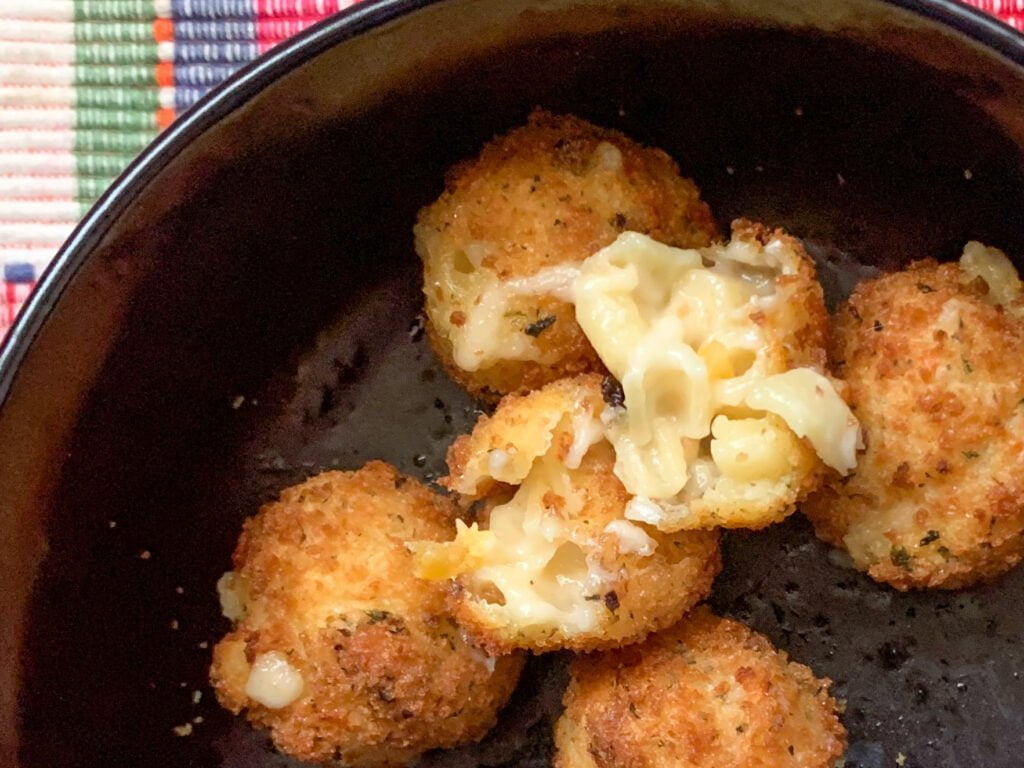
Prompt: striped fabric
<box><xmin>0</xmin><ymin>0</ymin><xmax>1018</xmax><ymax>337</ymax></box>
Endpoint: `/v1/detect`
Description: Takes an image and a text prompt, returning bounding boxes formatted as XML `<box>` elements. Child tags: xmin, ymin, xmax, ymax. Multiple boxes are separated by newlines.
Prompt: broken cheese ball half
<box><xmin>573</xmin><ymin>220</ymin><xmax>860</xmax><ymax>531</ymax></box>
<box><xmin>414</xmin><ymin>375</ymin><xmax>721</xmax><ymax>654</ymax></box>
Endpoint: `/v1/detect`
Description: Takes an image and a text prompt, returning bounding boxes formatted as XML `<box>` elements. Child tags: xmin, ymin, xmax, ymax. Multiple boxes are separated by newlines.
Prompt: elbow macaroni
<box><xmin>574</xmin><ymin>226</ymin><xmax>860</xmax><ymax>530</ymax></box>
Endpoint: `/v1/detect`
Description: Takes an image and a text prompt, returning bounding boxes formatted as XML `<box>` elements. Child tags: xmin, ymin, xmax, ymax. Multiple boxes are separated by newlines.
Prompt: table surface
<box><xmin>0</xmin><ymin>0</ymin><xmax>1019</xmax><ymax>337</ymax></box>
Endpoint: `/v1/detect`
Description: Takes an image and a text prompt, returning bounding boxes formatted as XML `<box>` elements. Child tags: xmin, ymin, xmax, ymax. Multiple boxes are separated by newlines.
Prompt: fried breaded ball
<box><xmin>804</xmin><ymin>244</ymin><xmax>1024</xmax><ymax>589</ymax></box>
<box><xmin>209</xmin><ymin>462</ymin><xmax>524</xmax><ymax>765</ymax></box>
<box><xmin>416</xmin><ymin>109</ymin><xmax>718</xmax><ymax>400</ymax></box>
<box><xmin>572</xmin><ymin>220</ymin><xmax>857</xmax><ymax>532</ymax></box>
<box><xmin>553</xmin><ymin>607</ymin><xmax>847</xmax><ymax>768</ymax></box>
<box><xmin>414</xmin><ymin>375</ymin><xmax>721</xmax><ymax>654</ymax></box>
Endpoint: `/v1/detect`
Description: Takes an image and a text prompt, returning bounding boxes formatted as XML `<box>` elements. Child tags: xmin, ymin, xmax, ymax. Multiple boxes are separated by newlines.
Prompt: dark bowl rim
<box><xmin>0</xmin><ymin>0</ymin><xmax>1021</xmax><ymax>407</ymax></box>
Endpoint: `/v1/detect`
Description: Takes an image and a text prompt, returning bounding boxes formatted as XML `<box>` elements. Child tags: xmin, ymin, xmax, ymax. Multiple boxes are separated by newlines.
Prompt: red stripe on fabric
<box><xmin>256</xmin><ymin>17</ymin><xmax>327</xmax><ymax>42</ymax></box>
<box><xmin>254</xmin><ymin>1</ymin><xmax>349</xmax><ymax>17</ymax></box>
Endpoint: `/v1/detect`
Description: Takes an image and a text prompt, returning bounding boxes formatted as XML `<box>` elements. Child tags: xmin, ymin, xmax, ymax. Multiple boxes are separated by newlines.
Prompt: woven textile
<box><xmin>0</xmin><ymin>0</ymin><xmax>1018</xmax><ymax>336</ymax></box>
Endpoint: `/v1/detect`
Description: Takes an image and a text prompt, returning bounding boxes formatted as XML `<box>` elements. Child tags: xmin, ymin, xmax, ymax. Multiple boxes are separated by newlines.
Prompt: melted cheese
<box><xmin>960</xmin><ymin>240</ymin><xmax>1023</xmax><ymax>311</ymax></box>
<box><xmin>574</xmin><ymin>231</ymin><xmax>860</xmax><ymax>508</ymax></box>
<box><xmin>245</xmin><ymin>652</ymin><xmax>304</xmax><ymax>709</ymax></box>
<box><xmin>217</xmin><ymin>571</ymin><xmax>249</xmax><ymax>621</ymax></box>
<box><xmin>443</xmin><ymin>263</ymin><xmax>581</xmax><ymax>372</ymax></box>
<box><xmin>415</xmin><ymin>408</ymin><xmax>614</xmax><ymax>636</ymax></box>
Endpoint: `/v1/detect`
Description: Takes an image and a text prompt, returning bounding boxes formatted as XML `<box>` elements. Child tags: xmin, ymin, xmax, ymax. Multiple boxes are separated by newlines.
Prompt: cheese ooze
<box><xmin>460</xmin><ymin>447</ymin><xmax>609</xmax><ymax>635</ymax></box>
<box><xmin>245</xmin><ymin>651</ymin><xmax>304</xmax><ymax>709</ymax></box>
<box><xmin>573</xmin><ymin>231</ymin><xmax>859</xmax><ymax>507</ymax></box>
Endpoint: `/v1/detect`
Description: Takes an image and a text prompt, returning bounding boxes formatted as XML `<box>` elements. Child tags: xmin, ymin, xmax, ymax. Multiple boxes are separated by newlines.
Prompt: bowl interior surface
<box><xmin>7</xmin><ymin>1</ymin><xmax>1024</xmax><ymax>767</ymax></box>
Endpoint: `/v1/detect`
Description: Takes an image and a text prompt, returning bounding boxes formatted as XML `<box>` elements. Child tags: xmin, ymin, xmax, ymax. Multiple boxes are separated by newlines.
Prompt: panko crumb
<box><xmin>209</xmin><ymin>461</ymin><xmax>523</xmax><ymax>766</ymax></box>
<box><xmin>416</xmin><ymin>375</ymin><xmax>720</xmax><ymax>654</ymax></box>
<box><xmin>553</xmin><ymin>606</ymin><xmax>847</xmax><ymax>768</ymax></box>
<box><xmin>805</xmin><ymin>249</ymin><xmax>1024</xmax><ymax>589</ymax></box>
<box><xmin>417</xmin><ymin>109</ymin><xmax>717</xmax><ymax>400</ymax></box>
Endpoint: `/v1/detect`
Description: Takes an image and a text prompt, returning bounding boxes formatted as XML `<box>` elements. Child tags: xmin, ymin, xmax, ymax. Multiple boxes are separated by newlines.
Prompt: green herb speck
<box><xmin>920</xmin><ymin>530</ymin><xmax>941</xmax><ymax>545</ymax></box>
<box><xmin>524</xmin><ymin>315</ymin><xmax>556</xmax><ymax>337</ymax></box>
<box><xmin>890</xmin><ymin>547</ymin><xmax>912</xmax><ymax>569</ymax></box>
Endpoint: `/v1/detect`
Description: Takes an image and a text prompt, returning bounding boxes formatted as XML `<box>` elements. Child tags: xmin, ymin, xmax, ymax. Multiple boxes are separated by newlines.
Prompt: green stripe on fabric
<box><xmin>73</xmin><ymin>129</ymin><xmax>157</xmax><ymax>153</ymax></box>
<box><xmin>77</xmin><ymin>177</ymin><xmax>119</xmax><ymax>204</ymax></box>
<box><xmin>74</xmin><ymin>64</ymin><xmax>156</xmax><ymax>87</ymax></box>
<box><xmin>74</xmin><ymin>21</ymin><xmax>161</xmax><ymax>43</ymax></box>
<box><xmin>74</xmin><ymin>42</ymin><xmax>159</xmax><ymax>65</ymax></box>
<box><xmin>73</xmin><ymin>0</ymin><xmax>158</xmax><ymax>22</ymax></box>
<box><xmin>75</xmin><ymin>87</ymin><xmax>161</xmax><ymax>111</ymax></box>
<box><xmin>75</xmin><ymin>153</ymin><xmax>147</xmax><ymax>178</ymax></box>
<box><xmin>74</xmin><ymin>109</ymin><xmax>158</xmax><ymax>131</ymax></box>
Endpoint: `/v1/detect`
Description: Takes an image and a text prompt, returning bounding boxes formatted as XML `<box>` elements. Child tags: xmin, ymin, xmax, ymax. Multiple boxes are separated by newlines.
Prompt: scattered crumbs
<box><xmin>725</xmin><ymin>165</ymin><xmax>736</xmax><ymax>175</ymax></box>
<box><xmin>408</xmin><ymin>314</ymin><xmax>426</xmax><ymax>342</ymax></box>
<box><xmin>617</xmin><ymin>106</ymin><xmax>626</xmax><ymax>117</ymax></box>
<box><xmin>175</xmin><ymin>586</ymin><xmax>185</xmax><ymax>595</ymax></box>
<box><xmin>251</xmin><ymin>398</ymin><xmax>258</xmax><ymax>406</ymax></box>
<box><xmin>138</xmin><ymin>550</ymin><xmax>151</xmax><ymax>560</ymax></box>
<box><xmin>755</xmin><ymin>165</ymin><xmax>764</xmax><ymax>173</ymax></box>
<box><xmin>192</xmin><ymin>716</ymin><xmax>204</xmax><ymax>725</ymax></box>
<box><xmin>896</xmin><ymin>752</ymin><xmax>907</xmax><ymax>766</ymax></box>
<box><xmin>231</xmin><ymin>395</ymin><xmax>245</xmax><ymax>410</ymax></box>
<box><xmin>192</xmin><ymin>690</ymin><xmax>203</xmax><ymax>705</ymax></box>
<box><xmin>172</xmin><ymin>723</ymin><xmax>193</xmax><ymax>737</ymax></box>
<box><xmin>963</xmin><ymin>168</ymin><xmax>973</xmax><ymax>180</ymax></box>
<box><xmin>170</xmin><ymin>619</ymin><xmax>180</xmax><ymax>631</ymax></box>
<box><xmin>197</xmin><ymin>641</ymin><xmax>209</xmax><ymax>649</ymax></box>
<box><xmin>108</xmin><ymin>520</ymin><xmax>117</xmax><ymax>529</ymax></box>
<box><xmin>837</xmin><ymin>173</ymin><xmax>846</xmax><ymax>186</ymax></box>
<box><xmin>794</xmin><ymin>105</ymin><xmax>804</xmax><ymax>116</ymax></box>
<box><xmin>180</xmin><ymin>681</ymin><xmax>188</xmax><ymax>688</ymax></box>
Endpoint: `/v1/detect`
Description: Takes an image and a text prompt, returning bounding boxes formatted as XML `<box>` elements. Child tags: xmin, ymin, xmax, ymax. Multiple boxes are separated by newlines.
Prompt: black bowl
<box><xmin>3</xmin><ymin>1</ymin><xmax>1024</xmax><ymax>766</ymax></box>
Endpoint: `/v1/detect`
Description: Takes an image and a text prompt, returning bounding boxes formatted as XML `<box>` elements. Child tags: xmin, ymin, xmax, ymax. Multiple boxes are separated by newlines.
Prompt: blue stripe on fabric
<box><xmin>173</xmin><ymin>19</ymin><xmax>258</xmax><ymax>41</ymax></box>
<box><xmin>174</xmin><ymin>62</ymin><xmax>245</xmax><ymax>87</ymax></box>
<box><xmin>173</xmin><ymin>41</ymin><xmax>259</xmax><ymax>63</ymax></box>
<box><xmin>175</xmin><ymin>85</ymin><xmax>214</xmax><ymax>111</ymax></box>
<box><xmin>4</xmin><ymin>263</ymin><xmax>35</xmax><ymax>284</ymax></box>
<box><xmin>170</xmin><ymin>0</ymin><xmax>256</xmax><ymax>20</ymax></box>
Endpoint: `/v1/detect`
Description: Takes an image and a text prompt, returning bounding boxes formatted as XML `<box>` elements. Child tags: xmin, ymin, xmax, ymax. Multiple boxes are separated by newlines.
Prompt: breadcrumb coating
<box><xmin>417</xmin><ymin>109</ymin><xmax>717</xmax><ymax>399</ymax></box>
<box><xmin>209</xmin><ymin>462</ymin><xmax>523</xmax><ymax>765</ymax></box>
<box><xmin>554</xmin><ymin>607</ymin><xmax>847</xmax><ymax>768</ymax></box>
<box><xmin>416</xmin><ymin>375</ymin><xmax>721</xmax><ymax>654</ymax></box>
<box><xmin>804</xmin><ymin>256</ymin><xmax>1024</xmax><ymax>589</ymax></box>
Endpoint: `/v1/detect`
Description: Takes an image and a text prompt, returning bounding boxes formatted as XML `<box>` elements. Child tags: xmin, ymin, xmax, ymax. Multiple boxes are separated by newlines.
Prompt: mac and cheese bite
<box><xmin>416</xmin><ymin>110</ymin><xmax>717</xmax><ymax>400</ymax></box>
<box><xmin>414</xmin><ymin>375</ymin><xmax>721</xmax><ymax>653</ymax></box>
<box><xmin>554</xmin><ymin>607</ymin><xmax>847</xmax><ymax>768</ymax></box>
<box><xmin>805</xmin><ymin>245</ymin><xmax>1024</xmax><ymax>590</ymax></box>
<box><xmin>209</xmin><ymin>462</ymin><xmax>523</xmax><ymax>765</ymax></box>
<box><xmin>573</xmin><ymin>221</ymin><xmax>859</xmax><ymax>531</ymax></box>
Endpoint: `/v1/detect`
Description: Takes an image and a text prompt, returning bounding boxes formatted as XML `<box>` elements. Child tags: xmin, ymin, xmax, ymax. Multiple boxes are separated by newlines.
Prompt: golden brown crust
<box><xmin>804</xmin><ymin>260</ymin><xmax>1024</xmax><ymax>589</ymax></box>
<box><xmin>437</xmin><ymin>376</ymin><xmax>721</xmax><ymax>654</ymax></box>
<box><xmin>554</xmin><ymin>607</ymin><xmax>847</xmax><ymax>768</ymax></box>
<box><xmin>417</xmin><ymin>109</ymin><xmax>718</xmax><ymax>400</ymax></box>
<box><xmin>209</xmin><ymin>462</ymin><xmax>524</xmax><ymax>765</ymax></box>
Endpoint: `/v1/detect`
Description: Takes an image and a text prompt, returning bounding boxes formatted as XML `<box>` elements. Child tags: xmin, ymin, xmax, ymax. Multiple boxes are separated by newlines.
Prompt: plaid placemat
<box><xmin>0</xmin><ymin>0</ymin><xmax>1018</xmax><ymax>336</ymax></box>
